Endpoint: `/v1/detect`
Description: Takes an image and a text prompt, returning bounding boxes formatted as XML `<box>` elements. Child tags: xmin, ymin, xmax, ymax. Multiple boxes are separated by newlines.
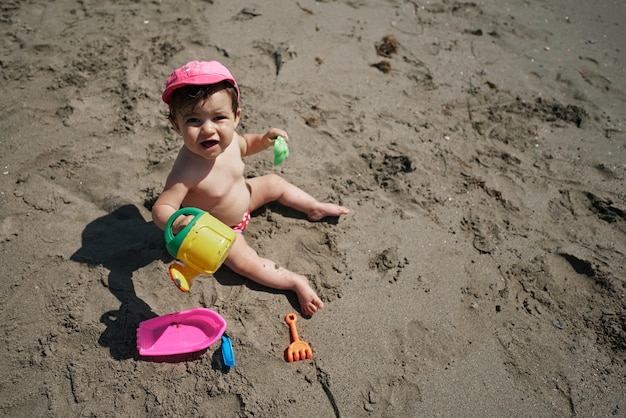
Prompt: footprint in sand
<box><xmin>362</xmin><ymin>319</ymin><xmax>460</xmax><ymax>413</ymax></box>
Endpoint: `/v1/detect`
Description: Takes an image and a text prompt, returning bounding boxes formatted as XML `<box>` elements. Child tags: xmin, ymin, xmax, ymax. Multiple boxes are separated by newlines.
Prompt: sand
<box><xmin>1</xmin><ymin>0</ymin><xmax>624</xmax><ymax>416</ymax></box>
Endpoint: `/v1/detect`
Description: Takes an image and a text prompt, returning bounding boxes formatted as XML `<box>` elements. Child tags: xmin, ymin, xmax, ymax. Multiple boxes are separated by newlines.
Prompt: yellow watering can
<box><xmin>164</xmin><ymin>208</ymin><xmax>236</xmax><ymax>292</ymax></box>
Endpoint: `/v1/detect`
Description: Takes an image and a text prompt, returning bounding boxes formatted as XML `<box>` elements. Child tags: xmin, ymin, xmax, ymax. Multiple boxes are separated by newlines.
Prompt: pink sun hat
<box><xmin>161</xmin><ymin>60</ymin><xmax>240</xmax><ymax>105</ymax></box>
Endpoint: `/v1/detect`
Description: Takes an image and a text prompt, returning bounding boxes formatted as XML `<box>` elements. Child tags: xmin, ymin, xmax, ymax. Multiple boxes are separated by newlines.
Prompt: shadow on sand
<box><xmin>71</xmin><ymin>204</ymin><xmax>166</xmax><ymax>360</ymax></box>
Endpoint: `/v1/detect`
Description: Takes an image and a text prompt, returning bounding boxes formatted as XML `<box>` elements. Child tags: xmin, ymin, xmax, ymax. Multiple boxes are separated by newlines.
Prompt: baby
<box><xmin>152</xmin><ymin>61</ymin><xmax>349</xmax><ymax>316</ymax></box>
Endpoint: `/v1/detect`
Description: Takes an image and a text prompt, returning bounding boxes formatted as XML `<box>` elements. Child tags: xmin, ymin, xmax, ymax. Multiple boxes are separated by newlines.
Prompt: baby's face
<box><xmin>172</xmin><ymin>90</ymin><xmax>241</xmax><ymax>160</ymax></box>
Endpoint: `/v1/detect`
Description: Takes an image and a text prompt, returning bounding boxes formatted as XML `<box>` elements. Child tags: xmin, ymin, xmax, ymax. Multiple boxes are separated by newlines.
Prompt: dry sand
<box><xmin>1</xmin><ymin>0</ymin><xmax>624</xmax><ymax>416</ymax></box>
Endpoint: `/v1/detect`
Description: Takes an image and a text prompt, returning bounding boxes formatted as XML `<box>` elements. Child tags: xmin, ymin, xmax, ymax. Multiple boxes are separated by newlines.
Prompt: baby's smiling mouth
<box><xmin>200</xmin><ymin>139</ymin><xmax>219</xmax><ymax>149</ymax></box>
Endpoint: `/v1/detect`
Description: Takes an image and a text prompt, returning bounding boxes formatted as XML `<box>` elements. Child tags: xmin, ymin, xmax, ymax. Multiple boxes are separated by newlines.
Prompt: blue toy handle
<box><xmin>221</xmin><ymin>335</ymin><xmax>235</xmax><ymax>367</ymax></box>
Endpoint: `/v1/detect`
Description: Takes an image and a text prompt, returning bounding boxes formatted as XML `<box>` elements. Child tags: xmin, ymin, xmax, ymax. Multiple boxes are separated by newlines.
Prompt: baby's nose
<box><xmin>200</xmin><ymin>120</ymin><xmax>216</xmax><ymax>134</ymax></box>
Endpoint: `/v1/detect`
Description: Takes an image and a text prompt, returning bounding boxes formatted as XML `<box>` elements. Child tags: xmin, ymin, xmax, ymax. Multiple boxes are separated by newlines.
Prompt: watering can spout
<box><xmin>169</xmin><ymin>262</ymin><xmax>202</xmax><ymax>292</ymax></box>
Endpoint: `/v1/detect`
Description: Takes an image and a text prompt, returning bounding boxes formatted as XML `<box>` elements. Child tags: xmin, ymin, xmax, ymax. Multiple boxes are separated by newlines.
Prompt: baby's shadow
<box><xmin>262</xmin><ymin>203</ymin><xmax>341</xmax><ymax>225</ymax></box>
<box><xmin>71</xmin><ymin>204</ymin><xmax>168</xmax><ymax>360</ymax></box>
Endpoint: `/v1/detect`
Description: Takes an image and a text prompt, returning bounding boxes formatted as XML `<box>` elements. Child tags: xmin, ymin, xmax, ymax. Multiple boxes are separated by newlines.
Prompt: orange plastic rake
<box><xmin>284</xmin><ymin>313</ymin><xmax>313</xmax><ymax>362</ymax></box>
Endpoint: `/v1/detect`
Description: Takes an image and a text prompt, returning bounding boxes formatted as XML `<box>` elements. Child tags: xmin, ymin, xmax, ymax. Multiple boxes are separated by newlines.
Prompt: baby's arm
<box><xmin>152</xmin><ymin>181</ymin><xmax>190</xmax><ymax>231</ymax></box>
<box><xmin>241</xmin><ymin>128</ymin><xmax>288</xmax><ymax>157</ymax></box>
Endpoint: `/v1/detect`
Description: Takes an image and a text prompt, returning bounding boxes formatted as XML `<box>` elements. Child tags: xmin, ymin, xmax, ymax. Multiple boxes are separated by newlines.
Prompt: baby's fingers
<box><xmin>269</xmin><ymin>128</ymin><xmax>288</xmax><ymax>142</ymax></box>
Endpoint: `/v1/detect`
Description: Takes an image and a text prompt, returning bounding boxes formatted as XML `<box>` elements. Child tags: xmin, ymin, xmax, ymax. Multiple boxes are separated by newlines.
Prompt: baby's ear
<box><xmin>234</xmin><ymin>108</ymin><xmax>242</xmax><ymax>128</ymax></box>
<box><xmin>169</xmin><ymin>119</ymin><xmax>181</xmax><ymax>134</ymax></box>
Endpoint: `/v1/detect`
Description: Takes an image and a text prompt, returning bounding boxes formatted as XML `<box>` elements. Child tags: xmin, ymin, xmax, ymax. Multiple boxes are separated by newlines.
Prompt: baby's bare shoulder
<box><xmin>169</xmin><ymin>151</ymin><xmax>212</xmax><ymax>185</ymax></box>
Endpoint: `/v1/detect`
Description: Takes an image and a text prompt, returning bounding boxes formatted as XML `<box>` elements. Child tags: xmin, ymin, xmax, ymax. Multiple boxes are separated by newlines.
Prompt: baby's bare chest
<box><xmin>191</xmin><ymin>156</ymin><xmax>245</xmax><ymax>199</ymax></box>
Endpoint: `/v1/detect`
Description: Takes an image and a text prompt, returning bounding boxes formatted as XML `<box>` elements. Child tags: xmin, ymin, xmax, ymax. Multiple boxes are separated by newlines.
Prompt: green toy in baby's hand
<box><xmin>273</xmin><ymin>135</ymin><xmax>289</xmax><ymax>166</ymax></box>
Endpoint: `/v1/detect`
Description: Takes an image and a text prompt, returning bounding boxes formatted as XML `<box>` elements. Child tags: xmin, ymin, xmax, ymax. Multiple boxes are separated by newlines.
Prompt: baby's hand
<box><xmin>172</xmin><ymin>214</ymin><xmax>195</xmax><ymax>235</ymax></box>
<box><xmin>264</xmin><ymin>128</ymin><xmax>289</xmax><ymax>145</ymax></box>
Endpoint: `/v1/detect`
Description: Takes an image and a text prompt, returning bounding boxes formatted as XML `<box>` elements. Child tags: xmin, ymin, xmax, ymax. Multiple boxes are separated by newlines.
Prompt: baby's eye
<box><xmin>213</xmin><ymin>115</ymin><xmax>228</xmax><ymax>121</ymax></box>
<box><xmin>185</xmin><ymin>117</ymin><xmax>201</xmax><ymax>125</ymax></box>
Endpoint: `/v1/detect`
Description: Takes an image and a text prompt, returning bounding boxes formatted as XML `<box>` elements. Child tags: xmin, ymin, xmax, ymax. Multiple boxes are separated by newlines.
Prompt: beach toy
<box><xmin>136</xmin><ymin>308</ymin><xmax>227</xmax><ymax>356</ymax></box>
<box><xmin>221</xmin><ymin>335</ymin><xmax>235</xmax><ymax>367</ymax></box>
<box><xmin>165</xmin><ymin>207</ymin><xmax>236</xmax><ymax>292</ymax></box>
<box><xmin>284</xmin><ymin>313</ymin><xmax>312</xmax><ymax>362</ymax></box>
<box><xmin>273</xmin><ymin>135</ymin><xmax>289</xmax><ymax>166</ymax></box>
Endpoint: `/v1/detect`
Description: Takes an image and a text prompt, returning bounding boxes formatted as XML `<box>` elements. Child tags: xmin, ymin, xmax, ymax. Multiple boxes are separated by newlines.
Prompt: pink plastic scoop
<box><xmin>136</xmin><ymin>307</ymin><xmax>227</xmax><ymax>356</ymax></box>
